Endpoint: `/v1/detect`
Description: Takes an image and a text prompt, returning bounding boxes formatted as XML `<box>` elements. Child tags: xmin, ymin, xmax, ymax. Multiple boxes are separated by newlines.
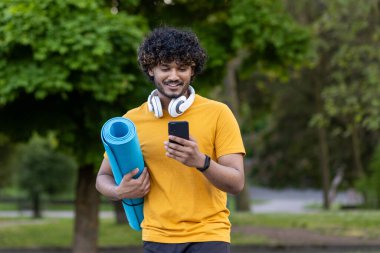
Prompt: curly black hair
<box><xmin>137</xmin><ymin>27</ymin><xmax>207</xmax><ymax>82</ymax></box>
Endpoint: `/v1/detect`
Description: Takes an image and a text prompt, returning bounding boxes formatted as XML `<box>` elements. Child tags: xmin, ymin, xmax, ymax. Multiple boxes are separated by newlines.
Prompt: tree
<box><xmin>12</xmin><ymin>134</ymin><xmax>76</xmax><ymax>218</ymax></box>
<box><xmin>226</xmin><ymin>0</ymin><xmax>311</xmax><ymax>209</ymax></box>
<box><xmin>0</xmin><ymin>1</ymin><xmax>148</xmax><ymax>252</ymax></box>
<box><xmin>0</xmin><ymin>134</ymin><xmax>14</xmax><ymax>189</ymax></box>
<box><xmin>255</xmin><ymin>0</ymin><xmax>380</xmax><ymax>209</ymax></box>
<box><xmin>314</xmin><ymin>0</ymin><xmax>380</xmax><ymax>178</ymax></box>
<box><xmin>312</xmin><ymin>0</ymin><xmax>380</xmax><ymax>207</ymax></box>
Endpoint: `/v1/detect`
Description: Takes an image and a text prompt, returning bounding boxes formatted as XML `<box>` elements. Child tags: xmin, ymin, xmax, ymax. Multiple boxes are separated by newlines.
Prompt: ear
<box><xmin>148</xmin><ymin>69</ymin><xmax>154</xmax><ymax>76</ymax></box>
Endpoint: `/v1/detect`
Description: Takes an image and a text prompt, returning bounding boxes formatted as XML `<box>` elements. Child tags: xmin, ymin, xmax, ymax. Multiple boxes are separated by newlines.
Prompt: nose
<box><xmin>167</xmin><ymin>68</ymin><xmax>180</xmax><ymax>81</ymax></box>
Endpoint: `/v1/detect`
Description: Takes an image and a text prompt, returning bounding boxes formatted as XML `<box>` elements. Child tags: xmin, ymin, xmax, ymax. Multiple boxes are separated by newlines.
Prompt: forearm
<box><xmin>95</xmin><ymin>175</ymin><xmax>120</xmax><ymax>201</ymax></box>
<box><xmin>164</xmin><ymin>137</ymin><xmax>244</xmax><ymax>194</ymax></box>
<box><xmin>201</xmin><ymin>158</ymin><xmax>244</xmax><ymax>195</ymax></box>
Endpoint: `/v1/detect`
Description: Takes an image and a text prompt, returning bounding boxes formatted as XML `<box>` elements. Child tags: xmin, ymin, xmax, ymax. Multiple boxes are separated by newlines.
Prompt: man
<box><xmin>96</xmin><ymin>27</ymin><xmax>245</xmax><ymax>253</ymax></box>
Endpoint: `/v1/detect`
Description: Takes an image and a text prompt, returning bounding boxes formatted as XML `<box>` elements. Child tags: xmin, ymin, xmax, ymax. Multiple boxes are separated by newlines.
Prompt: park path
<box><xmin>0</xmin><ymin>186</ymin><xmax>353</xmax><ymax>218</ymax></box>
<box><xmin>249</xmin><ymin>186</ymin><xmax>361</xmax><ymax>213</ymax></box>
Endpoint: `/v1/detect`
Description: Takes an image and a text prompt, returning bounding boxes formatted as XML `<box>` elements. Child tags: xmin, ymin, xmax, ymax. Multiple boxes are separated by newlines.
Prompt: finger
<box><xmin>166</xmin><ymin>145</ymin><xmax>184</xmax><ymax>157</ymax></box>
<box><xmin>138</xmin><ymin>168</ymin><xmax>149</xmax><ymax>183</ymax></box>
<box><xmin>168</xmin><ymin>141</ymin><xmax>189</xmax><ymax>154</ymax></box>
<box><xmin>166</xmin><ymin>152</ymin><xmax>176</xmax><ymax>159</ymax></box>
<box><xmin>164</xmin><ymin>141</ymin><xmax>178</xmax><ymax>152</ymax></box>
<box><xmin>142</xmin><ymin>174</ymin><xmax>150</xmax><ymax>190</ymax></box>
<box><xmin>121</xmin><ymin>168</ymin><xmax>139</xmax><ymax>182</ymax></box>
<box><xmin>169</xmin><ymin>135</ymin><xmax>188</xmax><ymax>146</ymax></box>
<box><xmin>166</xmin><ymin>151</ymin><xmax>187</xmax><ymax>162</ymax></box>
<box><xmin>171</xmin><ymin>148</ymin><xmax>189</xmax><ymax>159</ymax></box>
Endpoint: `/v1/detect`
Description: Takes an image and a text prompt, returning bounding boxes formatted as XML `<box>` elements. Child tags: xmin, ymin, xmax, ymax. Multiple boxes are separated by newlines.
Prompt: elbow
<box><xmin>95</xmin><ymin>174</ymin><xmax>104</xmax><ymax>195</ymax></box>
<box><xmin>231</xmin><ymin>168</ymin><xmax>245</xmax><ymax>194</ymax></box>
<box><xmin>95</xmin><ymin>178</ymin><xmax>101</xmax><ymax>193</ymax></box>
<box><xmin>228</xmin><ymin>180</ymin><xmax>245</xmax><ymax>195</ymax></box>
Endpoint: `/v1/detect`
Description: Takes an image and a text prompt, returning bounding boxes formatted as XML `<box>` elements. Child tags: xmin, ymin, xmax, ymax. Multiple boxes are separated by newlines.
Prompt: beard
<box><xmin>154</xmin><ymin>79</ymin><xmax>191</xmax><ymax>99</ymax></box>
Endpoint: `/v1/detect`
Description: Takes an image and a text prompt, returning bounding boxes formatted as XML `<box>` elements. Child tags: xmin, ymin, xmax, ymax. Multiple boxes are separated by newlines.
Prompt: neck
<box><xmin>158</xmin><ymin>88</ymin><xmax>191</xmax><ymax>111</ymax></box>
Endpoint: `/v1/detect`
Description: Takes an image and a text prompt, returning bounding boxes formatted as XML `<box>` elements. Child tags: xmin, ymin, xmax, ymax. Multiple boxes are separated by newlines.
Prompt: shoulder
<box><xmin>194</xmin><ymin>94</ymin><xmax>234</xmax><ymax>118</ymax></box>
<box><xmin>123</xmin><ymin>103</ymin><xmax>148</xmax><ymax>119</ymax></box>
<box><xmin>194</xmin><ymin>94</ymin><xmax>230</xmax><ymax>111</ymax></box>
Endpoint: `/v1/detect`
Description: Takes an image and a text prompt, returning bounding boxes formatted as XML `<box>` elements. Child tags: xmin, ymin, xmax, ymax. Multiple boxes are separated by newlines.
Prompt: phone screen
<box><xmin>168</xmin><ymin>121</ymin><xmax>189</xmax><ymax>144</ymax></box>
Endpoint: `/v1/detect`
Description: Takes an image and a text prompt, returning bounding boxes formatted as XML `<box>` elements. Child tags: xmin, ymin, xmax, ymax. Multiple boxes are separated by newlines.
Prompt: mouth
<box><xmin>164</xmin><ymin>81</ymin><xmax>183</xmax><ymax>88</ymax></box>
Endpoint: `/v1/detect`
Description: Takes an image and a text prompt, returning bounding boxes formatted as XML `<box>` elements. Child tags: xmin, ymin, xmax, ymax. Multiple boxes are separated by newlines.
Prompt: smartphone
<box><xmin>168</xmin><ymin>121</ymin><xmax>189</xmax><ymax>145</ymax></box>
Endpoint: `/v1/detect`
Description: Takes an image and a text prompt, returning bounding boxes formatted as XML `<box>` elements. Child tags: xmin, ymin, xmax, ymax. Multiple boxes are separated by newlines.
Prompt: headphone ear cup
<box><xmin>147</xmin><ymin>94</ymin><xmax>154</xmax><ymax>112</ymax></box>
<box><xmin>151</xmin><ymin>95</ymin><xmax>163</xmax><ymax>118</ymax></box>
<box><xmin>178</xmin><ymin>86</ymin><xmax>195</xmax><ymax>113</ymax></box>
<box><xmin>168</xmin><ymin>96</ymin><xmax>186</xmax><ymax>118</ymax></box>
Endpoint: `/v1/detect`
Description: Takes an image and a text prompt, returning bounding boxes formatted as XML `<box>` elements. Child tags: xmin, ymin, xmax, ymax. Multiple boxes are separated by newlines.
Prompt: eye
<box><xmin>160</xmin><ymin>66</ymin><xmax>170</xmax><ymax>71</ymax></box>
<box><xmin>179</xmin><ymin>66</ymin><xmax>189</xmax><ymax>72</ymax></box>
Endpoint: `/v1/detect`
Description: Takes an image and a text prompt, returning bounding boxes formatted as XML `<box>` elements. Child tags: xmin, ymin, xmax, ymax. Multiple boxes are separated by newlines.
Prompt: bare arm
<box><xmin>164</xmin><ymin>136</ymin><xmax>244</xmax><ymax>195</ymax></box>
<box><xmin>96</xmin><ymin>158</ymin><xmax>150</xmax><ymax>200</ymax></box>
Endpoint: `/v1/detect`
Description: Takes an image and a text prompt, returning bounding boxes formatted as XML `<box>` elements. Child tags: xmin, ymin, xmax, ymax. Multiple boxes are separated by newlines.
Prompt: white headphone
<box><xmin>147</xmin><ymin>86</ymin><xmax>195</xmax><ymax>118</ymax></box>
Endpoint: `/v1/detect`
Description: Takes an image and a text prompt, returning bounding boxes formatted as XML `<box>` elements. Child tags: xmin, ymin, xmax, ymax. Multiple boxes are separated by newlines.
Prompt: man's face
<box><xmin>148</xmin><ymin>62</ymin><xmax>194</xmax><ymax>99</ymax></box>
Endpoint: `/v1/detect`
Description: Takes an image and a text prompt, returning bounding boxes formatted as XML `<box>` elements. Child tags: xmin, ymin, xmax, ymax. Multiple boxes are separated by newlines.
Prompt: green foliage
<box><xmin>252</xmin><ymin>81</ymin><xmax>321</xmax><ymax>188</ymax></box>
<box><xmin>310</xmin><ymin>0</ymin><xmax>380</xmax><ymax>135</ymax></box>
<box><xmin>12</xmin><ymin>134</ymin><xmax>76</xmax><ymax>197</ymax></box>
<box><xmin>255</xmin><ymin>0</ymin><xmax>380</xmax><ymax>188</ymax></box>
<box><xmin>0</xmin><ymin>0</ymin><xmax>147</xmax><ymax>105</ymax></box>
<box><xmin>356</xmin><ymin>143</ymin><xmax>380</xmax><ymax>208</ymax></box>
<box><xmin>228</xmin><ymin>0</ymin><xmax>311</xmax><ymax>69</ymax></box>
<box><xmin>310</xmin><ymin>0</ymin><xmax>380</xmax><ymax>186</ymax></box>
<box><xmin>0</xmin><ymin>0</ymin><xmax>149</xmax><ymax>164</ymax></box>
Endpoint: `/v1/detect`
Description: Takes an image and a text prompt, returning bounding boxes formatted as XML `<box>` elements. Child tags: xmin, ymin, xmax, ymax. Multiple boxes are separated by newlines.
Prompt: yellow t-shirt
<box><xmin>123</xmin><ymin>94</ymin><xmax>245</xmax><ymax>243</ymax></box>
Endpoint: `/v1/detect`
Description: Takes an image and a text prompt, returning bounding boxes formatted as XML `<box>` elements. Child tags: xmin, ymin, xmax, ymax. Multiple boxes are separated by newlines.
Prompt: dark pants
<box><xmin>143</xmin><ymin>241</ymin><xmax>230</xmax><ymax>253</ymax></box>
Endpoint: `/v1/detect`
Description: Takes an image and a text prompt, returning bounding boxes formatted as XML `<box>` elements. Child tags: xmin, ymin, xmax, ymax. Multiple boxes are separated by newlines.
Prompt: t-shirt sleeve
<box><xmin>215</xmin><ymin>104</ymin><xmax>246</xmax><ymax>158</ymax></box>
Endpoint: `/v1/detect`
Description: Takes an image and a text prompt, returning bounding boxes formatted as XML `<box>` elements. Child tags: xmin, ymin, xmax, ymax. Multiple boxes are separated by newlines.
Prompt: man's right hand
<box><xmin>115</xmin><ymin>167</ymin><xmax>150</xmax><ymax>199</ymax></box>
<box><xmin>96</xmin><ymin>158</ymin><xmax>150</xmax><ymax>200</ymax></box>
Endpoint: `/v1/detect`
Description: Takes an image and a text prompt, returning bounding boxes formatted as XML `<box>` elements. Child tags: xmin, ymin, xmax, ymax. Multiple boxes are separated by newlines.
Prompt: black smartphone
<box><xmin>168</xmin><ymin>121</ymin><xmax>189</xmax><ymax>145</ymax></box>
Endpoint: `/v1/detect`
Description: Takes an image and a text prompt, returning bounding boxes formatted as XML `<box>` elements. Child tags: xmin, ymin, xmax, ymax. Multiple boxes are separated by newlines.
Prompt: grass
<box><xmin>1</xmin><ymin>211</ymin><xmax>380</xmax><ymax>248</ymax></box>
<box><xmin>230</xmin><ymin>211</ymin><xmax>380</xmax><ymax>239</ymax></box>
<box><xmin>0</xmin><ymin>218</ymin><xmax>73</xmax><ymax>248</ymax></box>
<box><xmin>0</xmin><ymin>201</ymin><xmax>115</xmax><ymax>212</ymax></box>
<box><xmin>0</xmin><ymin>202</ymin><xmax>19</xmax><ymax>211</ymax></box>
<box><xmin>0</xmin><ymin>217</ymin><xmax>142</xmax><ymax>248</ymax></box>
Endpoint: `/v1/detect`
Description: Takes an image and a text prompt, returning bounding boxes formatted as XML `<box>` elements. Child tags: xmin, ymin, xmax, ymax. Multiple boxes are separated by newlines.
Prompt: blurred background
<box><xmin>0</xmin><ymin>0</ymin><xmax>380</xmax><ymax>252</ymax></box>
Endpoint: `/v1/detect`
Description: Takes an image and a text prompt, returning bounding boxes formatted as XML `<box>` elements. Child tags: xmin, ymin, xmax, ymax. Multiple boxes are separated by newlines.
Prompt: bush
<box><xmin>356</xmin><ymin>143</ymin><xmax>380</xmax><ymax>208</ymax></box>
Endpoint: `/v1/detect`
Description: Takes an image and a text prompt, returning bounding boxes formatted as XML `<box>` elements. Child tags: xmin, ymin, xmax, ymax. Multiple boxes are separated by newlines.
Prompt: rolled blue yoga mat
<box><xmin>101</xmin><ymin>117</ymin><xmax>144</xmax><ymax>231</ymax></box>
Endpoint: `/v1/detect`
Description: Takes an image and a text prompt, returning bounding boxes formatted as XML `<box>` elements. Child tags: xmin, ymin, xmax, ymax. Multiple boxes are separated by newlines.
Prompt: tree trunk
<box><xmin>351</xmin><ymin>124</ymin><xmax>364</xmax><ymax>178</ymax></box>
<box><xmin>314</xmin><ymin>73</ymin><xmax>331</xmax><ymax>210</ymax></box>
<box><xmin>32</xmin><ymin>192</ymin><xmax>42</xmax><ymax>218</ymax></box>
<box><xmin>223</xmin><ymin>50</ymin><xmax>251</xmax><ymax>211</ymax></box>
<box><xmin>73</xmin><ymin>164</ymin><xmax>100</xmax><ymax>253</ymax></box>
<box><xmin>113</xmin><ymin>200</ymin><xmax>128</xmax><ymax>224</ymax></box>
<box><xmin>318</xmin><ymin>126</ymin><xmax>331</xmax><ymax>209</ymax></box>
